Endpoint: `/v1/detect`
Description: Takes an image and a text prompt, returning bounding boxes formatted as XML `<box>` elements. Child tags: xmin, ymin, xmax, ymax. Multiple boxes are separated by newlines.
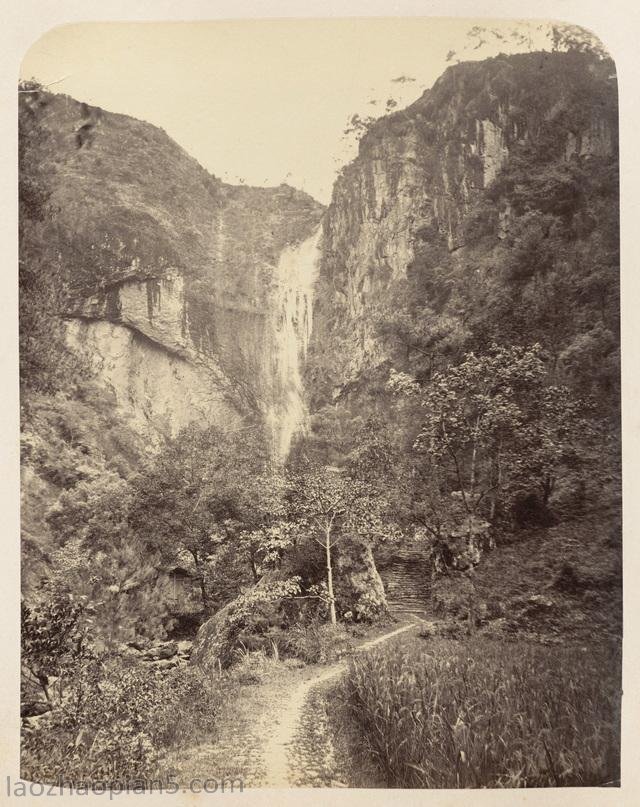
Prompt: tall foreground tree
<box><xmin>288</xmin><ymin>465</ymin><xmax>389</xmax><ymax>624</ymax></box>
<box><xmin>129</xmin><ymin>422</ymin><xmax>273</xmax><ymax>611</ymax></box>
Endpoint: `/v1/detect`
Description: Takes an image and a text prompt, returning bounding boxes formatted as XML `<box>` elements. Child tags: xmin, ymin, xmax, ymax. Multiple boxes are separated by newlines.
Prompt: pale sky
<box><xmin>21</xmin><ymin>18</ymin><xmax>553</xmax><ymax>204</ymax></box>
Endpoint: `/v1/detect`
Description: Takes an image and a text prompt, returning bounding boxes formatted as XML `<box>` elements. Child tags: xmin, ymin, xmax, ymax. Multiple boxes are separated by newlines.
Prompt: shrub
<box><xmin>430</xmin><ymin>575</ymin><xmax>476</xmax><ymax>620</ymax></box>
<box><xmin>228</xmin><ymin>647</ymin><xmax>275</xmax><ymax>685</ymax></box>
<box><xmin>418</xmin><ymin>620</ymin><xmax>468</xmax><ymax>640</ymax></box>
<box><xmin>284</xmin><ymin>621</ymin><xmax>353</xmax><ymax>664</ymax></box>
<box><xmin>21</xmin><ymin>656</ymin><xmax>224</xmax><ymax>786</ymax></box>
<box><xmin>337</xmin><ymin>637</ymin><xmax>620</xmax><ymax>788</ymax></box>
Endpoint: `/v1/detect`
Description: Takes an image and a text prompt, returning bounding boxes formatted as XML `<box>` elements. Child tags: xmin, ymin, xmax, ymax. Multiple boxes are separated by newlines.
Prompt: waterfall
<box><xmin>266</xmin><ymin>225</ymin><xmax>322</xmax><ymax>461</ymax></box>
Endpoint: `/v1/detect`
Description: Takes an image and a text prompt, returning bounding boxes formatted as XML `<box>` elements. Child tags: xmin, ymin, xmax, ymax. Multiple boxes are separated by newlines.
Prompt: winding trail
<box><xmin>168</xmin><ymin>621</ymin><xmax>421</xmax><ymax>789</ymax></box>
<box><xmin>261</xmin><ymin>622</ymin><xmax>417</xmax><ymax>788</ymax></box>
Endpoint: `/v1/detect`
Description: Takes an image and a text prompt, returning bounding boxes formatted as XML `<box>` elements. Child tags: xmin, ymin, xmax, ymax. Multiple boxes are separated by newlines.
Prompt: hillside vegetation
<box><xmin>303</xmin><ymin>49</ymin><xmax>620</xmax><ymax>638</ymax></box>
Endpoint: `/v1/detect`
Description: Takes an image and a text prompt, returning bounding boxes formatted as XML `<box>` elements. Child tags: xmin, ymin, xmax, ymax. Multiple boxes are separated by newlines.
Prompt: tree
<box><xmin>44</xmin><ymin>480</ymin><xmax>172</xmax><ymax>646</ymax></box>
<box><xmin>448</xmin><ymin>21</ymin><xmax>609</xmax><ymax>63</ymax></box>
<box><xmin>549</xmin><ymin>23</ymin><xmax>610</xmax><ymax>59</ymax></box>
<box><xmin>235</xmin><ymin>470</ymin><xmax>292</xmax><ymax>582</ymax></box>
<box><xmin>22</xmin><ymin>581</ymin><xmax>89</xmax><ymax>710</ymax></box>
<box><xmin>288</xmin><ymin>465</ymin><xmax>388</xmax><ymax>624</ymax></box>
<box><xmin>45</xmin><ymin>472</ymin><xmax>133</xmax><ymax>550</ymax></box>
<box><xmin>391</xmin><ymin>344</ymin><xmax>587</xmax><ymax>526</ymax></box>
<box><xmin>129</xmin><ymin>422</ymin><xmax>271</xmax><ymax>611</ymax></box>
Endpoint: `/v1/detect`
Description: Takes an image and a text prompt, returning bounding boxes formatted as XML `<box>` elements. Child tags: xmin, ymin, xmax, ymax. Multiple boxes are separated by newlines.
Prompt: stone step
<box><xmin>379</xmin><ymin>555</ymin><xmax>433</xmax><ymax>619</ymax></box>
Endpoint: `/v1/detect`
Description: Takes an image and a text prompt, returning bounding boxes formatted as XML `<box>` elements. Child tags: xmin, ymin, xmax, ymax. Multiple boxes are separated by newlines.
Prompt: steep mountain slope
<box><xmin>303</xmin><ymin>49</ymin><xmax>620</xmax><ymax>638</ymax></box>
<box><xmin>19</xmin><ymin>89</ymin><xmax>324</xmax><ymax>588</ymax></box>
<box><xmin>308</xmin><ymin>50</ymin><xmax>618</xmax><ymax>409</ymax></box>
<box><xmin>23</xmin><ymin>89</ymin><xmax>324</xmax><ymax>441</ymax></box>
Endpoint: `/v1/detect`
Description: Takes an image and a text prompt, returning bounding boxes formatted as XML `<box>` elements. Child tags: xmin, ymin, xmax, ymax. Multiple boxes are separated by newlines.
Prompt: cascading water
<box><xmin>266</xmin><ymin>225</ymin><xmax>322</xmax><ymax>461</ymax></box>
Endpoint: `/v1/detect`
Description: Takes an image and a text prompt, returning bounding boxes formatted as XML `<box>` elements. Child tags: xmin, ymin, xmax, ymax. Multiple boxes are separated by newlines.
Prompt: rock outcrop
<box><xmin>335</xmin><ymin>541</ymin><xmax>388</xmax><ymax>621</ymax></box>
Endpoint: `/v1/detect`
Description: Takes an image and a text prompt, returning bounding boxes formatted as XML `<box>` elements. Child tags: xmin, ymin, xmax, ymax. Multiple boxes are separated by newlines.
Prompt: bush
<box><xmin>430</xmin><ymin>575</ymin><xmax>476</xmax><ymax>620</ymax></box>
<box><xmin>284</xmin><ymin>621</ymin><xmax>353</xmax><ymax>664</ymax></box>
<box><xmin>228</xmin><ymin>647</ymin><xmax>275</xmax><ymax>685</ymax></box>
<box><xmin>21</xmin><ymin>656</ymin><xmax>224</xmax><ymax>786</ymax></box>
<box><xmin>338</xmin><ymin>637</ymin><xmax>620</xmax><ymax>788</ymax></box>
<box><xmin>418</xmin><ymin>620</ymin><xmax>468</xmax><ymax>640</ymax></box>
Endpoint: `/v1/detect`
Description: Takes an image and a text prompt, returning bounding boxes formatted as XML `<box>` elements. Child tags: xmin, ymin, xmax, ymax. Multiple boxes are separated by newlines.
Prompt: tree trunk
<box><xmin>469</xmin><ymin>415</ymin><xmax>481</xmax><ymax>504</ymax></box>
<box><xmin>198</xmin><ymin>575</ymin><xmax>209</xmax><ymax>612</ymax></box>
<box><xmin>191</xmin><ymin>550</ymin><xmax>209</xmax><ymax>612</ymax></box>
<box><xmin>490</xmin><ymin>449</ymin><xmax>502</xmax><ymax>521</ymax></box>
<box><xmin>249</xmin><ymin>552</ymin><xmax>259</xmax><ymax>584</ymax></box>
<box><xmin>37</xmin><ymin>672</ymin><xmax>51</xmax><ymax>705</ymax></box>
<box><xmin>325</xmin><ymin>527</ymin><xmax>337</xmax><ymax>625</ymax></box>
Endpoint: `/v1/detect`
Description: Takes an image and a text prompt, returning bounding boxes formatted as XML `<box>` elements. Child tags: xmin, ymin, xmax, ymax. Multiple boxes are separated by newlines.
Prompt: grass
<box><xmin>283</xmin><ymin>622</ymin><xmax>354</xmax><ymax>664</ymax></box>
<box><xmin>334</xmin><ymin>633</ymin><xmax>621</xmax><ymax>788</ymax></box>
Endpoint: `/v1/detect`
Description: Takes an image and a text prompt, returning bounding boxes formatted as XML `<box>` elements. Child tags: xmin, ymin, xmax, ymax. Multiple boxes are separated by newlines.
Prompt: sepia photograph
<box><xmin>14</xmin><ymin>9</ymin><xmax>623</xmax><ymax>796</ymax></box>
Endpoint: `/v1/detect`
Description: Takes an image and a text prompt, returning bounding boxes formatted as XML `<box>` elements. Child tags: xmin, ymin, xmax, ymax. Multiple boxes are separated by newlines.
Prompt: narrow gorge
<box><xmin>19</xmin><ymin>40</ymin><xmax>621</xmax><ymax>791</ymax></box>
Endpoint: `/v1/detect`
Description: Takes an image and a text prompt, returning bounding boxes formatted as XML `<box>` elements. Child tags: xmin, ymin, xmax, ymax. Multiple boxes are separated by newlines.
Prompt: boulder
<box><xmin>143</xmin><ymin>640</ymin><xmax>178</xmax><ymax>660</ymax></box>
<box><xmin>335</xmin><ymin>540</ymin><xmax>388</xmax><ymax>622</ymax></box>
<box><xmin>191</xmin><ymin>577</ymin><xmax>301</xmax><ymax>671</ymax></box>
<box><xmin>190</xmin><ymin>599</ymin><xmax>244</xmax><ymax>672</ymax></box>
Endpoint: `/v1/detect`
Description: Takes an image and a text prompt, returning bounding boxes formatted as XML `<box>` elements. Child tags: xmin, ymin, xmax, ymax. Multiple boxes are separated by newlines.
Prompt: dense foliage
<box><xmin>305</xmin><ymin>51</ymin><xmax>620</xmax><ymax>604</ymax></box>
<box><xmin>19</xmin><ymin>81</ymin><xmax>79</xmax><ymax>403</ymax></box>
<box><xmin>22</xmin><ymin>652</ymin><xmax>226</xmax><ymax>787</ymax></box>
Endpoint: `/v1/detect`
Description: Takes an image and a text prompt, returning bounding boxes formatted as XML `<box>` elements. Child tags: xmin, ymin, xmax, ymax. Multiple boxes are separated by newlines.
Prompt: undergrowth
<box><xmin>21</xmin><ymin>656</ymin><xmax>227</xmax><ymax>787</ymax></box>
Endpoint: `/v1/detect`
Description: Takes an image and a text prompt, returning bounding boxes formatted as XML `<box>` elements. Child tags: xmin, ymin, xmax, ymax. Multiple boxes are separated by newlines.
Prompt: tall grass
<box><xmin>338</xmin><ymin>638</ymin><xmax>620</xmax><ymax>788</ymax></box>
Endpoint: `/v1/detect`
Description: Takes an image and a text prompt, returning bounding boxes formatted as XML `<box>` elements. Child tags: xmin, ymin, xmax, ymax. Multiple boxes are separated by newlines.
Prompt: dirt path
<box><xmin>261</xmin><ymin>622</ymin><xmax>417</xmax><ymax>788</ymax></box>
<box><xmin>167</xmin><ymin>622</ymin><xmax>419</xmax><ymax>788</ymax></box>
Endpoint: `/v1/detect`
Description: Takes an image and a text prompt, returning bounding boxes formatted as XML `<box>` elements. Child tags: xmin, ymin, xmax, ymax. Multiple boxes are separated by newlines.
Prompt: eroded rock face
<box><xmin>66</xmin><ymin>316</ymin><xmax>241</xmax><ymax>442</ymax></box>
<box><xmin>335</xmin><ymin>541</ymin><xmax>388</xmax><ymax>621</ymax></box>
<box><xmin>72</xmin><ymin>273</ymin><xmax>196</xmax><ymax>360</ymax></box>
<box><xmin>308</xmin><ymin>51</ymin><xmax>617</xmax><ymax>404</ymax></box>
<box><xmin>190</xmin><ymin>599</ymin><xmax>241</xmax><ymax>671</ymax></box>
<box><xmin>28</xmin><ymin>90</ymin><xmax>325</xmax><ymax>450</ymax></box>
<box><xmin>265</xmin><ymin>227</ymin><xmax>323</xmax><ymax>459</ymax></box>
<box><xmin>65</xmin><ymin>270</ymin><xmax>246</xmax><ymax>442</ymax></box>
<box><xmin>63</xmin><ymin>210</ymin><xmax>325</xmax><ymax>447</ymax></box>
<box><xmin>65</xmin><ymin>225</ymin><xmax>325</xmax><ymax>449</ymax></box>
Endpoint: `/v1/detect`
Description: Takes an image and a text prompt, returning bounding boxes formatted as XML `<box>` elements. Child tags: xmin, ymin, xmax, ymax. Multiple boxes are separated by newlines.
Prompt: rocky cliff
<box><xmin>20</xmin><ymin>50</ymin><xmax>619</xmax><ymax>579</ymax></box>
<box><xmin>307</xmin><ymin>50</ymin><xmax>618</xmax><ymax>407</ymax></box>
<box><xmin>25</xmin><ymin>90</ymin><xmax>324</xmax><ymax>449</ymax></box>
<box><xmin>20</xmin><ymin>90</ymin><xmax>325</xmax><ymax>577</ymax></box>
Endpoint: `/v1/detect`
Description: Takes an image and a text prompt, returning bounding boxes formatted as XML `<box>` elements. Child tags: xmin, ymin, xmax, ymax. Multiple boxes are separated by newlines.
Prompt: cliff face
<box><xmin>308</xmin><ymin>51</ymin><xmax>618</xmax><ymax>405</ymax></box>
<box><xmin>25</xmin><ymin>91</ymin><xmax>324</xmax><ymax>447</ymax></box>
<box><xmin>25</xmin><ymin>50</ymin><xmax>618</xmax><ymax>453</ymax></box>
